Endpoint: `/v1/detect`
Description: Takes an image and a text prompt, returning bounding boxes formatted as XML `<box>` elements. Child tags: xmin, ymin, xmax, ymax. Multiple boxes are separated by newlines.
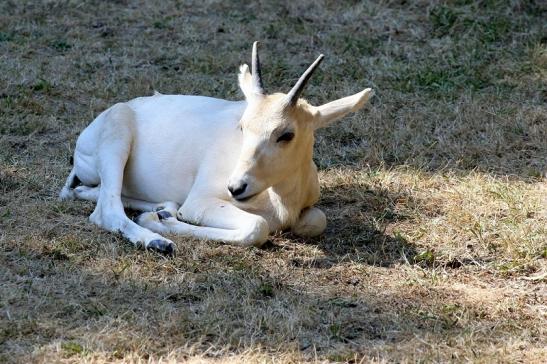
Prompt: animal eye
<box><xmin>276</xmin><ymin>132</ymin><xmax>295</xmax><ymax>143</ymax></box>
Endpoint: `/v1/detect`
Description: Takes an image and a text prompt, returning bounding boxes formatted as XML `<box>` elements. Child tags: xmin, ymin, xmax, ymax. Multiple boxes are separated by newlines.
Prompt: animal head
<box><xmin>227</xmin><ymin>42</ymin><xmax>373</xmax><ymax>201</ymax></box>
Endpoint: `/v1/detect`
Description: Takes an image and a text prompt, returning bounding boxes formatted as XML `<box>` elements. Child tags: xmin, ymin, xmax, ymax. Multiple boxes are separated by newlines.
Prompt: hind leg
<box><xmin>59</xmin><ymin>167</ymin><xmax>79</xmax><ymax>200</ymax></box>
<box><xmin>73</xmin><ymin>185</ymin><xmax>179</xmax><ymax>214</ymax></box>
<box><xmin>89</xmin><ymin>103</ymin><xmax>175</xmax><ymax>255</ymax></box>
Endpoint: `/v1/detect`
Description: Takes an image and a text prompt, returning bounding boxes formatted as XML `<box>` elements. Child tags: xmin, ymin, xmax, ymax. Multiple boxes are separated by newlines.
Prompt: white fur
<box><xmin>60</xmin><ymin>48</ymin><xmax>373</xmax><ymax>252</ymax></box>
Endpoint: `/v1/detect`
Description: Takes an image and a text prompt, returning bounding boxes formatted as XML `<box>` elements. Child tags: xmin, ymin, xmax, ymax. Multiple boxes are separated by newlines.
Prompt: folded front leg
<box><xmin>291</xmin><ymin>207</ymin><xmax>326</xmax><ymax>237</ymax></box>
<box><xmin>136</xmin><ymin>198</ymin><xmax>269</xmax><ymax>247</ymax></box>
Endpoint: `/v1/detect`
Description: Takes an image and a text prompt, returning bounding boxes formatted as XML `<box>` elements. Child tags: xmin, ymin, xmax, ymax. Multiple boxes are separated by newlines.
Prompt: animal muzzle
<box><xmin>227</xmin><ymin>173</ymin><xmax>264</xmax><ymax>201</ymax></box>
<box><xmin>228</xmin><ymin>181</ymin><xmax>248</xmax><ymax>198</ymax></box>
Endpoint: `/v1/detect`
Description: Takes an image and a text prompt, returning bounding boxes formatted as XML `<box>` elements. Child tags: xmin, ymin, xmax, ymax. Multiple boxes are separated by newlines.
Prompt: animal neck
<box><xmin>271</xmin><ymin>162</ymin><xmax>313</xmax><ymax>200</ymax></box>
<box><xmin>268</xmin><ymin>145</ymin><xmax>319</xmax><ymax>227</ymax></box>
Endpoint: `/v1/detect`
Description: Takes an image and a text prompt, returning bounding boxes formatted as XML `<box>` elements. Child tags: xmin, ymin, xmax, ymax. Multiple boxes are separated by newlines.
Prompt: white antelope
<box><xmin>59</xmin><ymin>42</ymin><xmax>373</xmax><ymax>255</ymax></box>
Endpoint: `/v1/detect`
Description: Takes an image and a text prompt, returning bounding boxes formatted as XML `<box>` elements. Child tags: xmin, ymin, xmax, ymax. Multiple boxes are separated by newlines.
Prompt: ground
<box><xmin>0</xmin><ymin>0</ymin><xmax>546</xmax><ymax>363</ymax></box>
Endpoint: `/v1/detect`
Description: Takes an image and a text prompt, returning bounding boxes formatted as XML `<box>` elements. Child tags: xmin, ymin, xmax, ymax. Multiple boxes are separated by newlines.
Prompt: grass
<box><xmin>0</xmin><ymin>0</ymin><xmax>546</xmax><ymax>362</ymax></box>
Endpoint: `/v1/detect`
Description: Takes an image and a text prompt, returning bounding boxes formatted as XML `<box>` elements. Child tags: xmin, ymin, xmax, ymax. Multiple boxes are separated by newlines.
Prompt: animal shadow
<box><xmin>303</xmin><ymin>180</ymin><xmax>418</xmax><ymax>267</ymax></box>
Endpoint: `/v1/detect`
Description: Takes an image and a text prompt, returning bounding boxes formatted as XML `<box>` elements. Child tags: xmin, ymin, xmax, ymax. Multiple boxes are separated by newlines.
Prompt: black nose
<box><xmin>228</xmin><ymin>183</ymin><xmax>247</xmax><ymax>197</ymax></box>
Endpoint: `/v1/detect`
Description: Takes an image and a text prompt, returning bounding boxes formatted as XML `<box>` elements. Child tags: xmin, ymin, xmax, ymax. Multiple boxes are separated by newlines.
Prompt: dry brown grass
<box><xmin>1</xmin><ymin>0</ymin><xmax>546</xmax><ymax>363</ymax></box>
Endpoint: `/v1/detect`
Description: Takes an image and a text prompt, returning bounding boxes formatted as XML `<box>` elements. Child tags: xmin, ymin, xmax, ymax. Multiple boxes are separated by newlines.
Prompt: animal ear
<box><xmin>238</xmin><ymin>64</ymin><xmax>255</xmax><ymax>100</ymax></box>
<box><xmin>312</xmin><ymin>88</ymin><xmax>374</xmax><ymax>129</ymax></box>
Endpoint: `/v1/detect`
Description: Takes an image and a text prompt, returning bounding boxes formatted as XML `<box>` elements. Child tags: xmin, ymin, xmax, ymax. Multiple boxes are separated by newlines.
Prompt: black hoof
<box><xmin>147</xmin><ymin>239</ymin><xmax>175</xmax><ymax>256</ymax></box>
<box><xmin>157</xmin><ymin>210</ymin><xmax>172</xmax><ymax>220</ymax></box>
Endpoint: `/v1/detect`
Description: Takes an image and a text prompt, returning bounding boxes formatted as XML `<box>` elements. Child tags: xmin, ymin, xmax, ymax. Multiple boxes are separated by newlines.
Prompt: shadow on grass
<box><xmin>1</xmin><ymin>241</ymin><xmax>500</xmax><ymax>363</ymax></box>
<box><xmin>300</xmin><ymin>182</ymin><xmax>418</xmax><ymax>268</ymax></box>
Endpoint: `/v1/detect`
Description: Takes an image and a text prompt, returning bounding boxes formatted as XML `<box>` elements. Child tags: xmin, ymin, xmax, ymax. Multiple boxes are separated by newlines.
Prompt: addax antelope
<box><xmin>60</xmin><ymin>42</ymin><xmax>373</xmax><ymax>255</ymax></box>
